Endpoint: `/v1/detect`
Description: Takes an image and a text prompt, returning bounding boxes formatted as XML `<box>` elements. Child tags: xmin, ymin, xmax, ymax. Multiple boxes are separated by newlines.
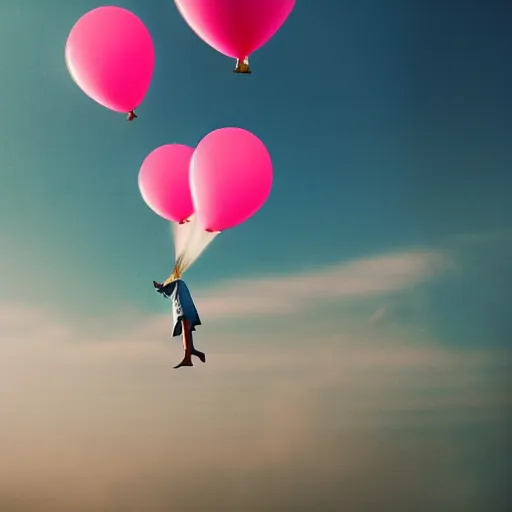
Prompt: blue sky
<box><xmin>0</xmin><ymin>1</ymin><xmax>511</xmax><ymax>510</ymax></box>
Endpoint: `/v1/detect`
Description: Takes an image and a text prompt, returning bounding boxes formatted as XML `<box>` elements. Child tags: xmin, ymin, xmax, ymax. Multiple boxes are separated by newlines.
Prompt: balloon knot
<box><xmin>233</xmin><ymin>56</ymin><xmax>251</xmax><ymax>74</ymax></box>
<box><xmin>127</xmin><ymin>110</ymin><xmax>138</xmax><ymax>121</ymax></box>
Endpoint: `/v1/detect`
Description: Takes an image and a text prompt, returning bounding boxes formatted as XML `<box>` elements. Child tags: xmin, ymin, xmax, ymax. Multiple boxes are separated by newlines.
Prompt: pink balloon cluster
<box><xmin>138</xmin><ymin>128</ymin><xmax>273</xmax><ymax>232</ymax></box>
<box><xmin>64</xmin><ymin>2</ymin><xmax>295</xmax><ymax>115</ymax></box>
<box><xmin>65</xmin><ymin>3</ymin><xmax>292</xmax><ymax>230</ymax></box>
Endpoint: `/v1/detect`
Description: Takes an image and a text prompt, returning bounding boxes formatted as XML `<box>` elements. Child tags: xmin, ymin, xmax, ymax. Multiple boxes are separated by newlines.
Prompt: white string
<box><xmin>165</xmin><ymin>215</ymin><xmax>218</xmax><ymax>284</ymax></box>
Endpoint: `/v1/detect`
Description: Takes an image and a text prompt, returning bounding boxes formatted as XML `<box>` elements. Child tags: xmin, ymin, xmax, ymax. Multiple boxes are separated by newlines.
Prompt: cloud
<box><xmin>0</xmin><ymin>295</ymin><xmax>510</xmax><ymax>511</ymax></box>
<box><xmin>450</xmin><ymin>229</ymin><xmax>512</xmax><ymax>247</ymax></box>
<box><xmin>369</xmin><ymin>305</ymin><xmax>388</xmax><ymax>324</ymax></box>
<box><xmin>0</xmin><ymin>240</ymin><xmax>510</xmax><ymax>511</ymax></box>
<box><xmin>194</xmin><ymin>248</ymin><xmax>451</xmax><ymax>319</ymax></box>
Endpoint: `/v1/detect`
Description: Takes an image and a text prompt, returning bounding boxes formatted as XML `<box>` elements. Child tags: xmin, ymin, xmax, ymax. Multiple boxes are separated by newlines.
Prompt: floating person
<box><xmin>153</xmin><ymin>278</ymin><xmax>206</xmax><ymax>369</ymax></box>
<box><xmin>233</xmin><ymin>56</ymin><xmax>251</xmax><ymax>74</ymax></box>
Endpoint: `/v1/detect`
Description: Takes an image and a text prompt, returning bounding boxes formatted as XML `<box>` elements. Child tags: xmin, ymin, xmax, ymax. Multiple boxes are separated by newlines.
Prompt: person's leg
<box><xmin>184</xmin><ymin>318</ymin><xmax>206</xmax><ymax>363</ymax></box>
<box><xmin>185</xmin><ymin>319</ymin><xmax>206</xmax><ymax>363</ymax></box>
<box><xmin>190</xmin><ymin>337</ymin><xmax>206</xmax><ymax>363</ymax></box>
<box><xmin>173</xmin><ymin>319</ymin><xmax>206</xmax><ymax>368</ymax></box>
<box><xmin>173</xmin><ymin>319</ymin><xmax>193</xmax><ymax>368</ymax></box>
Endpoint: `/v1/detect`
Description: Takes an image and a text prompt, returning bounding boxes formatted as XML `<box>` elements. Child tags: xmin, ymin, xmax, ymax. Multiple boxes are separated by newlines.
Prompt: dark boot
<box><xmin>192</xmin><ymin>349</ymin><xmax>206</xmax><ymax>363</ymax></box>
<box><xmin>173</xmin><ymin>356</ymin><xmax>193</xmax><ymax>369</ymax></box>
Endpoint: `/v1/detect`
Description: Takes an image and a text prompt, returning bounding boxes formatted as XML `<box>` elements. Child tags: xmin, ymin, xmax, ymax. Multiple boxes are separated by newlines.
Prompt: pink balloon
<box><xmin>138</xmin><ymin>145</ymin><xmax>195</xmax><ymax>223</ymax></box>
<box><xmin>190</xmin><ymin>128</ymin><xmax>273</xmax><ymax>232</ymax></box>
<box><xmin>65</xmin><ymin>7</ymin><xmax>154</xmax><ymax>114</ymax></box>
<box><xmin>174</xmin><ymin>0</ymin><xmax>295</xmax><ymax>59</ymax></box>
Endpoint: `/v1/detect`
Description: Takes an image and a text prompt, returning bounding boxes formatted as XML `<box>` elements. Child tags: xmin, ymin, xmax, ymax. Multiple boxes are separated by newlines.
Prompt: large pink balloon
<box><xmin>65</xmin><ymin>7</ymin><xmax>154</xmax><ymax>113</ymax></box>
<box><xmin>138</xmin><ymin>145</ymin><xmax>195</xmax><ymax>223</ymax></box>
<box><xmin>174</xmin><ymin>0</ymin><xmax>295</xmax><ymax>59</ymax></box>
<box><xmin>190</xmin><ymin>128</ymin><xmax>273</xmax><ymax>232</ymax></box>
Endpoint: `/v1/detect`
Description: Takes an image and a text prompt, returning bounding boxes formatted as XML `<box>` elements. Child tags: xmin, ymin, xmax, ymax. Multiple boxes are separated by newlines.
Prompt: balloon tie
<box><xmin>233</xmin><ymin>56</ymin><xmax>251</xmax><ymax>74</ymax></box>
<box><xmin>127</xmin><ymin>109</ymin><xmax>138</xmax><ymax>121</ymax></box>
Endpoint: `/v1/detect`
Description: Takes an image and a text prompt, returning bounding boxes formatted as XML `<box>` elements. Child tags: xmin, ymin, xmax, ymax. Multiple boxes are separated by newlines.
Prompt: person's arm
<box><xmin>153</xmin><ymin>281</ymin><xmax>168</xmax><ymax>297</ymax></box>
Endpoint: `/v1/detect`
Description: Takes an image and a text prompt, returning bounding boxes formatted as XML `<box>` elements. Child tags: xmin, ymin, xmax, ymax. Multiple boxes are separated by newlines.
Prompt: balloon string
<box><xmin>164</xmin><ymin>216</ymin><xmax>218</xmax><ymax>284</ymax></box>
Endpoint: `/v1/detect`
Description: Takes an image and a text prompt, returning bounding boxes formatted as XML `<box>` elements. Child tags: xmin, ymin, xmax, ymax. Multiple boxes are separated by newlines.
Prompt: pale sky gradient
<box><xmin>0</xmin><ymin>0</ymin><xmax>511</xmax><ymax>511</ymax></box>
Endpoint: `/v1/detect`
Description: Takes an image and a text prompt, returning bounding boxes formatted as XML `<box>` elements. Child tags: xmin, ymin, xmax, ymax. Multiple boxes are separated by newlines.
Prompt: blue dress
<box><xmin>159</xmin><ymin>279</ymin><xmax>201</xmax><ymax>337</ymax></box>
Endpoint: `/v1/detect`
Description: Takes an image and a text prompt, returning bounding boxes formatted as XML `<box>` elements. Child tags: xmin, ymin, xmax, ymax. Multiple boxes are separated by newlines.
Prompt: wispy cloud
<box><xmin>0</xmin><ymin>298</ymin><xmax>510</xmax><ymax>511</ymax></box>
<box><xmin>1</xmin><ymin>239</ymin><xmax>510</xmax><ymax>511</ymax></box>
<box><xmin>369</xmin><ymin>305</ymin><xmax>388</xmax><ymax>324</ymax></box>
<box><xmin>194</xmin><ymin>248</ymin><xmax>451</xmax><ymax>318</ymax></box>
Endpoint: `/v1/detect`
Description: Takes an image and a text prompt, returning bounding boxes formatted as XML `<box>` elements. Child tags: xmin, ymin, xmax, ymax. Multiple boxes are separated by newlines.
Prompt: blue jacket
<box><xmin>159</xmin><ymin>279</ymin><xmax>201</xmax><ymax>337</ymax></box>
